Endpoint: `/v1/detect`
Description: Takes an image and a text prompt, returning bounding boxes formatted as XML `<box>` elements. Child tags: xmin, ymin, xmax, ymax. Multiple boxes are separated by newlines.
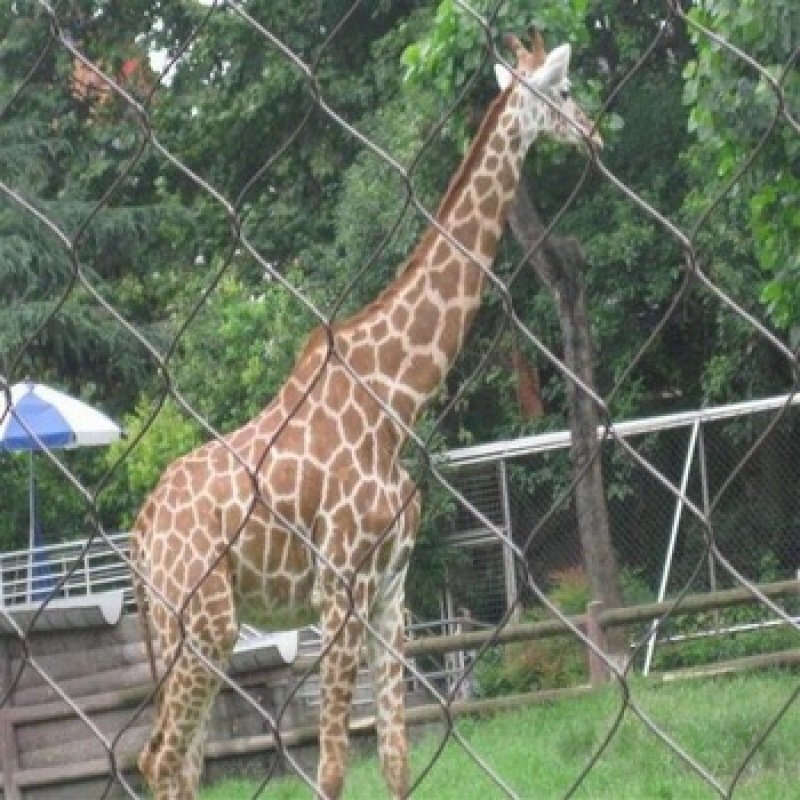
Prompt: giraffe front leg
<box><xmin>367</xmin><ymin>571</ymin><xmax>410</xmax><ymax>799</ymax></box>
<box><xmin>315</xmin><ymin>586</ymin><xmax>366</xmax><ymax>800</ymax></box>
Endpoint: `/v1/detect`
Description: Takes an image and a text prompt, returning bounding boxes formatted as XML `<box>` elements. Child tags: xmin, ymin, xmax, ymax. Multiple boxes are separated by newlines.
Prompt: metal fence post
<box><xmin>643</xmin><ymin>419</ymin><xmax>701</xmax><ymax>676</ymax></box>
<box><xmin>497</xmin><ymin>459</ymin><xmax>519</xmax><ymax>623</ymax></box>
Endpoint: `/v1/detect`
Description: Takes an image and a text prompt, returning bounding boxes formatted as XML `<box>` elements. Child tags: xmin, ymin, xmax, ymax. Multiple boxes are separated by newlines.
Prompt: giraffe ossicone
<box><xmin>132</xmin><ymin>26</ymin><xmax>599</xmax><ymax>800</ymax></box>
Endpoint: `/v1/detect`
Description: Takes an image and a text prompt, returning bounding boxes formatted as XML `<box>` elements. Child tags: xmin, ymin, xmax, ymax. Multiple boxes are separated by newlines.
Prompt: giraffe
<box><xmin>131</xmin><ymin>27</ymin><xmax>601</xmax><ymax>800</ymax></box>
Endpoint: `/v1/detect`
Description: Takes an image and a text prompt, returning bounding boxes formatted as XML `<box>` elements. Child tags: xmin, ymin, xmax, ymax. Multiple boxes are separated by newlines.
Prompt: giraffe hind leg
<box><xmin>368</xmin><ymin>482</ymin><xmax>418</xmax><ymax>798</ymax></box>
<box><xmin>367</xmin><ymin>575</ymin><xmax>410</xmax><ymax>799</ymax></box>
<box><xmin>139</xmin><ymin>567</ymin><xmax>238</xmax><ymax>799</ymax></box>
<box><xmin>139</xmin><ymin>653</ymin><xmax>222</xmax><ymax>799</ymax></box>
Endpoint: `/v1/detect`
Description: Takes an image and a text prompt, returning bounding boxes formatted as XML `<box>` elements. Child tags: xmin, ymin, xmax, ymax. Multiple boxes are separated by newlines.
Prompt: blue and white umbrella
<box><xmin>0</xmin><ymin>381</ymin><xmax>122</xmax><ymax>452</ymax></box>
<box><xmin>0</xmin><ymin>381</ymin><xmax>122</xmax><ymax>600</ymax></box>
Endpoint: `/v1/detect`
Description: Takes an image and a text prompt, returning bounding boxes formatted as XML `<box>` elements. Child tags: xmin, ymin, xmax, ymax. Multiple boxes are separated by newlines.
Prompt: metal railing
<box><xmin>0</xmin><ymin>532</ymin><xmax>132</xmax><ymax>608</ymax></box>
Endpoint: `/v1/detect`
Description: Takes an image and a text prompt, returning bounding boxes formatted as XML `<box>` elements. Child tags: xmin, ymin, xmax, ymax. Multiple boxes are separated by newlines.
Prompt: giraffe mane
<box><xmin>429</xmin><ymin>88</ymin><xmax>512</xmax><ymax>238</ymax></box>
<box><xmin>400</xmin><ymin>84</ymin><xmax>513</xmax><ymax>278</ymax></box>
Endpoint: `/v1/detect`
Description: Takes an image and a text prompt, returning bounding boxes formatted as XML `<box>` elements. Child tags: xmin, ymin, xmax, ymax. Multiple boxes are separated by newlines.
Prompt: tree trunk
<box><xmin>507</xmin><ymin>183</ymin><xmax>624</xmax><ymax>624</ymax></box>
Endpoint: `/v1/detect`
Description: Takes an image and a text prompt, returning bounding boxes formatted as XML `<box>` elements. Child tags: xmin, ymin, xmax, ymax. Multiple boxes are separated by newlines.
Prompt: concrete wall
<box><xmin>0</xmin><ymin>607</ymin><xmax>319</xmax><ymax>800</ymax></box>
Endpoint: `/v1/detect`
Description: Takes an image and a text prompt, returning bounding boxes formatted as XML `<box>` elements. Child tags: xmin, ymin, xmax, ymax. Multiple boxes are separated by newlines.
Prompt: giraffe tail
<box><xmin>130</xmin><ymin>519</ymin><xmax>160</xmax><ymax>685</ymax></box>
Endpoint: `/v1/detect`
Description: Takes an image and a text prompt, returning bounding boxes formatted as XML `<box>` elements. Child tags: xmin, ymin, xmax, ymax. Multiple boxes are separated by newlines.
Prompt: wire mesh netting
<box><xmin>442</xmin><ymin>399</ymin><xmax>800</xmax><ymax>648</ymax></box>
<box><xmin>1</xmin><ymin>1</ymin><xmax>799</xmax><ymax>798</ymax></box>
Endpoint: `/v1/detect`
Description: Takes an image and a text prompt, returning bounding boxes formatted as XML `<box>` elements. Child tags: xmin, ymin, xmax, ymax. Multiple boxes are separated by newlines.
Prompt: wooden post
<box><xmin>0</xmin><ymin>709</ymin><xmax>21</xmax><ymax>800</ymax></box>
<box><xmin>0</xmin><ymin>636</ymin><xmax>22</xmax><ymax>800</ymax></box>
<box><xmin>586</xmin><ymin>600</ymin><xmax>611</xmax><ymax>687</ymax></box>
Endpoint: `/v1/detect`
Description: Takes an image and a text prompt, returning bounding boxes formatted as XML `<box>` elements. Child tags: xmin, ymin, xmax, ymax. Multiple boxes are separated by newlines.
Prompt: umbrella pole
<box><xmin>28</xmin><ymin>450</ymin><xmax>34</xmax><ymax>604</ymax></box>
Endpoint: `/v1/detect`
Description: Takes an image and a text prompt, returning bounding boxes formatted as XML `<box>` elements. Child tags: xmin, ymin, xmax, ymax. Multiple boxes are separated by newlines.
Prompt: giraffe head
<box><xmin>494</xmin><ymin>27</ymin><xmax>602</xmax><ymax>152</ymax></box>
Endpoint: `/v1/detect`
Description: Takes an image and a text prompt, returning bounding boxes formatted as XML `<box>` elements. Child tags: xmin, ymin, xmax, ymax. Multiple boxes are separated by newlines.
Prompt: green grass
<box><xmin>201</xmin><ymin>670</ymin><xmax>800</xmax><ymax>799</ymax></box>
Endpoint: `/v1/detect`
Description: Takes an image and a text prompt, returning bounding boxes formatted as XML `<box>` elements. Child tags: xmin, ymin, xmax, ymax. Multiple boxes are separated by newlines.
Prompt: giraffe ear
<box><xmin>494</xmin><ymin>63</ymin><xmax>514</xmax><ymax>91</ymax></box>
<box><xmin>532</xmin><ymin>43</ymin><xmax>571</xmax><ymax>89</ymax></box>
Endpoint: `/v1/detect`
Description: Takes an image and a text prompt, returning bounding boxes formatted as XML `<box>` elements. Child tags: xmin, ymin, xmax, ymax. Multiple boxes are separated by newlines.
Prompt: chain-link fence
<box><xmin>1</xmin><ymin>1</ymin><xmax>799</xmax><ymax>798</ymax></box>
<box><xmin>437</xmin><ymin>394</ymin><xmax>800</xmax><ymax>664</ymax></box>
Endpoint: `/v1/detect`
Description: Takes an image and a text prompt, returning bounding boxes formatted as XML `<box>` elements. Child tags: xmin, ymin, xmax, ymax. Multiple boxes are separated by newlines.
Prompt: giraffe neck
<box><xmin>333</xmin><ymin>86</ymin><xmax>536</xmax><ymax>431</ymax></box>
<box><xmin>276</xmin><ymin>86</ymin><xmax>540</xmax><ymax>450</ymax></box>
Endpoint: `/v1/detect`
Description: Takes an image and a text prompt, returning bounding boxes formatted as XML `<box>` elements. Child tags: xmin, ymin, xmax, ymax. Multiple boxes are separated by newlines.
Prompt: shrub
<box><xmin>474</xmin><ymin>568</ymin><xmax>591</xmax><ymax>697</ymax></box>
<box><xmin>473</xmin><ymin>566</ymin><xmax>657</xmax><ymax>697</ymax></box>
<box><xmin>547</xmin><ymin>566</ymin><xmax>590</xmax><ymax>614</ymax></box>
<box><xmin>650</xmin><ymin>599</ymin><xmax>800</xmax><ymax>671</ymax></box>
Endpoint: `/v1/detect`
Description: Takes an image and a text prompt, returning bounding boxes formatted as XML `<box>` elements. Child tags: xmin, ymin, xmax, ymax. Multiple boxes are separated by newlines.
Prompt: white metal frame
<box><xmin>441</xmin><ymin>392</ymin><xmax>800</xmax><ymax>467</ymax></box>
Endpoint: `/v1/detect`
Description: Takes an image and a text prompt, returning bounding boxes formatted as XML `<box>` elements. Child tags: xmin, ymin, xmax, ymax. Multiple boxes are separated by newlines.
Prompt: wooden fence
<box><xmin>1</xmin><ymin>579</ymin><xmax>797</xmax><ymax>799</ymax></box>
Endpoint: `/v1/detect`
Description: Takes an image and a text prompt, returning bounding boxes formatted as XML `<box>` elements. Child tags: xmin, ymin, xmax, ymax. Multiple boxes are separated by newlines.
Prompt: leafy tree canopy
<box><xmin>1</xmin><ymin>0</ymin><xmax>796</xmax><ymax>560</ymax></box>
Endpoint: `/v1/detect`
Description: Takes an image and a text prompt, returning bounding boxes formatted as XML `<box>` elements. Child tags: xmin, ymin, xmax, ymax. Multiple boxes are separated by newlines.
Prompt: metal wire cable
<box><xmin>1</xmin><ymin>1</ymin><xmax>798</xmax><ymax>798</ymax></box>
